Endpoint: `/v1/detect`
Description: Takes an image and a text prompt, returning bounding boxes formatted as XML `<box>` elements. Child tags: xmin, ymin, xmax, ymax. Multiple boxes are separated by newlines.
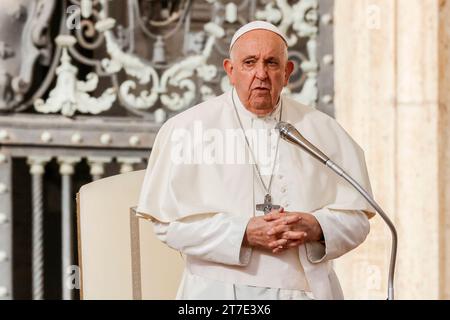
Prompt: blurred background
<box><xmin>0</xmin><ymin>0</ymin><xmax>448</xmax><ymax>300</ymax></box>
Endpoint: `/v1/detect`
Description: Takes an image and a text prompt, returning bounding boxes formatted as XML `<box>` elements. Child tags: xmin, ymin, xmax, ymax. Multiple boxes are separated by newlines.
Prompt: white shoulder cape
<box><xmin>137</xmin><ymin>91</ymin><xmax>375</xmax><ymax>222</ymax></box>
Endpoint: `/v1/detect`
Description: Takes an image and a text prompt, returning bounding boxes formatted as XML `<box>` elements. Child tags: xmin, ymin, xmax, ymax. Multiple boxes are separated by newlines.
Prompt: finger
<box><xmin>272</xmin><ymin>245</ymin><xmax>284</xmax><ymax>254</ymax></box>
<box><xmin>282</xmin><ymin>231</ymin><xmax>307</xmax><ymax>240</ymax></box>
<box><xmin>280</xmin><ymin>215</ymin><xmax>302</xmax><ymax>226</ymax></box>
<box><xmin>272</xmin><ymin>245</ymin><xmax>289</xmax><ymax>254</ymax></box>
<box><xmin>287</xmin><ymin>240</ymin><xmax>303</xmax><ymax>248</ymax></box>
<box><xmin>266</xmin><ymin>213</ymin><xmax>301</xmax><ymax>226</ymax></box>
<box><xmin>272</xmin><ymin>248</ymin><xmax>283</xmax><ymax>254</ymax></box>
<box><xmin>268</xmin><ymin>238</ymin><xmax>287</xmax><ymax>249</ymax></box>
<box><xmin>273</xmin><ymin>238</ymin><xmax>304</xmax><ymax>253</ymax></box>
<box><xmin>268</xmin><ymin>239</ymin><xmax>287</xmax><ymax>249</ymax></box>
<box><xmin>263</xmin><ymin>208</ymin><xmax>285</xmax><ymax>221</ymax></box>
<box><xmin>263</xmin><ymin>213</ymin><xmax>283</xmax><ymax>222</ymax></box>
<box><xmin>268</xmin><ymin>216</ymin><xmax>301</xmax><ymax>231</ymax></box>
<box><xmin>267</xmin><ymin>224</ymin><xmax>290</xmax><ymax>236</ymax></box>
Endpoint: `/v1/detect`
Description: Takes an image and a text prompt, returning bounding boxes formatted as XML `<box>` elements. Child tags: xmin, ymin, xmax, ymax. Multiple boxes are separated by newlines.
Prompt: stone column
<box><xmin>117</xmin><ymin>157</ymin><xmax>142</xmax><ymax>174</ymax></box>
<box><xmin>87</xmin><ymin>156</ymin><xmax>111</xmax><ymax>181</ymax></box>
<box><xmin>438</xmin><ymin>0</ymin><xmax>450</xmax><ymax>300</ymax></box>
<box><xmin>334</xmin><ymin>0</ymin><xmax>449</xmax><ymax>299</ymax></box>
<box><xmin>27</xmin><ymin>156</ymin><xmax>51</xmax><ymax>300</ymax></box>
<box><xmin>58</xmin><ymin>156</ymin><xmax>80</xmax><ymax>300</ymax></box>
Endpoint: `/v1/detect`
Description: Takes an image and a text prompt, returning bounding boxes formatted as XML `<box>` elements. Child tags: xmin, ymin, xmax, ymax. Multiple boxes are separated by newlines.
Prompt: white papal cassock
<box><xmin>137</xmin><ymin>89</ymin><xmax>375</xmax><ymax>300</ymax></box>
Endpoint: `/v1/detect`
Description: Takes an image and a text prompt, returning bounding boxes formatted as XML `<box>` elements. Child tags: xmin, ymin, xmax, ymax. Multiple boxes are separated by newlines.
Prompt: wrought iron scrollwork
<box><xmin>0</xmin><ymin>0</ymin><xmax>323</xmax><ymax>121</ymax></box>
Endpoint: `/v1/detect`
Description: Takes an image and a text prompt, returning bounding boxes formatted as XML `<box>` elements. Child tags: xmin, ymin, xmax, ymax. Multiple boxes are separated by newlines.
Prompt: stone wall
<box><xmin>334</xmin><ymin>0</ymin><xmax>450</xmax><ymax>299</ymax></box>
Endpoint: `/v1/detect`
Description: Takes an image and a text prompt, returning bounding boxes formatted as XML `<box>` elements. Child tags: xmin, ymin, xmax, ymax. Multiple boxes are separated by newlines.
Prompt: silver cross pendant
<box><xmin>256</xmin><ymin>194</ymin><xmax>281</xmax><ymax>215</ymax></box>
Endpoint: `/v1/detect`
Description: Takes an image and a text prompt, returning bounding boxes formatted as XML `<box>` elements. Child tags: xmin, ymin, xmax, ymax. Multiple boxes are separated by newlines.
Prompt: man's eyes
<box><xmin>242</xmin><ymin>60</ymin><xmax>278</xmax><ymax>66</ymax></box>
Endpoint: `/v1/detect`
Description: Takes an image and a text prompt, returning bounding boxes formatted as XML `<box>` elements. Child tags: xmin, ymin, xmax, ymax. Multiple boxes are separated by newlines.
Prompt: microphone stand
<box><xmin>277</xmin><ymin>122</ymin><xmax>398</xmax><ymax>300</ymax></box>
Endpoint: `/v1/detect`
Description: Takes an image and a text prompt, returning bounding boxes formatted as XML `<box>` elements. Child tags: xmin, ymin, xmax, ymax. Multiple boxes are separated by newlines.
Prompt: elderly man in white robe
<box><xmin>137</xmin><ymin>21</ymin><xmax>375</xmax><ymax>300</ymax></box>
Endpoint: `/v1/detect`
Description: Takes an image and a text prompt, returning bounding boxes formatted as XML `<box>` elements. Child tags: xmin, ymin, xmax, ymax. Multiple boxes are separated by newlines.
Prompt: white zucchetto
<box><xmin>229</xmin><ymin>20</ymin><xmax>288</xmax><ymax>52</ymax></box>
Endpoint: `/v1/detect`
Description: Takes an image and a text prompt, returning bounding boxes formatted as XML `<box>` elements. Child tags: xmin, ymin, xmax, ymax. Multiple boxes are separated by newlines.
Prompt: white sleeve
<box><xmin>305</xmin><ymin>209</ymin><xmax>370</xmax><ymax>263</ymax></box>
<box><xmin>152</xmin><ymin>213</ymin><xmax>253</xmax><ymax>266</ymax></box>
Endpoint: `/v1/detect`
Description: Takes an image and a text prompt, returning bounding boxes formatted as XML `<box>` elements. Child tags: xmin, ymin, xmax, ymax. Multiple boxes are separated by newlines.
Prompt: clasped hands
<box><xmin>243</xmin><ymin>208</ymin><xmax>323</xmax><ymax>254</ymax></box>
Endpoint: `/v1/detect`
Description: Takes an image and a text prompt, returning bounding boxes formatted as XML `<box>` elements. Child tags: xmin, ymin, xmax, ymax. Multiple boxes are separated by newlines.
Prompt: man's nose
<box><xmin>255</xmin><ymin>62</ymin><xmax>268</xmax><ymax>80</ymax></box>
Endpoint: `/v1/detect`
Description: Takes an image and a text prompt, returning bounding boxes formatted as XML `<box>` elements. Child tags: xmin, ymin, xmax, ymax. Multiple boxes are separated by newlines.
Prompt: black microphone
<box><xmin>276</xmin><ymin>120</ymin><xmax>398</xmax><ymax>300</ymax></box>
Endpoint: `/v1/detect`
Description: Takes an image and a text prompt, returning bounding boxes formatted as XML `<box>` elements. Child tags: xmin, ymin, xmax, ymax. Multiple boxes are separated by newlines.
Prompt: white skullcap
<box><xmin>229</xmin><ymin>21</ymin><xmax>288</xmax><ymax>53</ymax></box>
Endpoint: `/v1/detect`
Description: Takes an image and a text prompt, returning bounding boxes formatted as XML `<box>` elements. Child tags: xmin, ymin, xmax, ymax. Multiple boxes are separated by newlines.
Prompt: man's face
<box><xmin>223</xmin><ymin>30</ymin><xmax>294</xmax><ymax>116</ymax></box>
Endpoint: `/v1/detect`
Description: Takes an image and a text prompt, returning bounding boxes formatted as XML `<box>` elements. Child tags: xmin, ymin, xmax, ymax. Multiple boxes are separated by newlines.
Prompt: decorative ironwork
<box><xmin>34</xmin><ymin>35</ymin><xmax>117</xmax><ymax>117</ymax></box>
<box><xmin>1</xmin><ymin>0</ymin><xmax>326</xmax><ymax>120</ymax></box>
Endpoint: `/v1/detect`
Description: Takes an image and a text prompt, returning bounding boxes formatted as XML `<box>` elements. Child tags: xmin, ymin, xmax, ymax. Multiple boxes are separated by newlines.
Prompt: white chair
<box><xmin>77</xmin><ymin>170</ymin><xmax>184</xmax><ymax>299</ymax></box>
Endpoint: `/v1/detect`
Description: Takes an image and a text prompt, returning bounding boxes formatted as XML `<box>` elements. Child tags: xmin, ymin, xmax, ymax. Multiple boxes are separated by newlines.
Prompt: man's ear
<box><xmin>284</xmin><ymin>60</ymin><xmax>295</xmax><ymax>86</ymax></box>
<box><xmin>223</xmin><ymin>58</ymin><xmax>234</xmax><ymax>85</ymax></box>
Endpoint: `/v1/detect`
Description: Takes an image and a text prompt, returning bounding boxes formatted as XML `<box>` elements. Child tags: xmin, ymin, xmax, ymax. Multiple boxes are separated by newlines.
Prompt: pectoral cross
<box><xmin>256</xmin><ymin>194</ymin><xmax>281</xmax><ymax>215</ymax></box>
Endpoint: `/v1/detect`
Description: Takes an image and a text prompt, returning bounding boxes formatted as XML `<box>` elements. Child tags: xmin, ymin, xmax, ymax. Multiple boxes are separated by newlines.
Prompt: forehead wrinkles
<box><xmin>231</xmin><ymin>30</ymin><xmax>286</xmax><ymax>61</ymax></box>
